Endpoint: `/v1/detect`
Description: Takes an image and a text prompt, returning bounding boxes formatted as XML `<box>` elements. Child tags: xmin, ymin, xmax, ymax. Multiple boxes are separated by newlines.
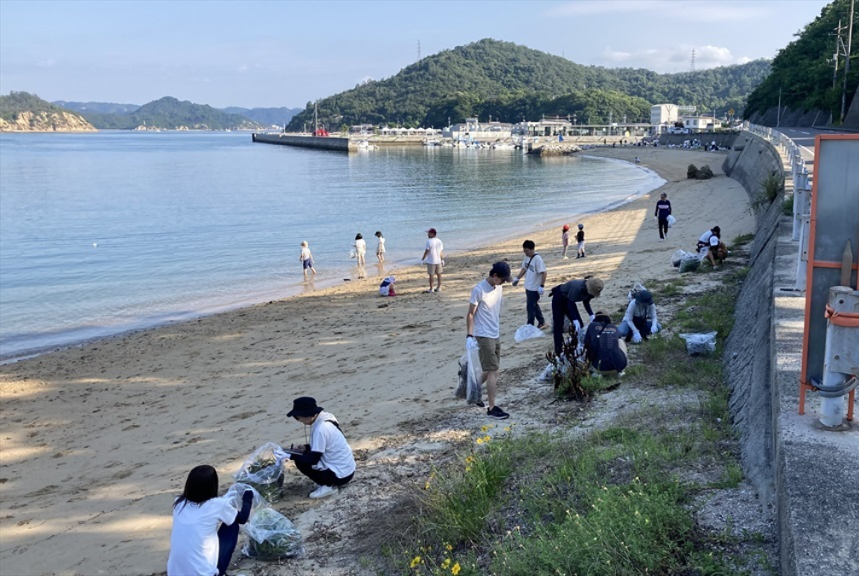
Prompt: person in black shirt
<box><xmin>654</xmin><ymin>192</ymin><xmax>672</xmax><ymax>241</ymax></box>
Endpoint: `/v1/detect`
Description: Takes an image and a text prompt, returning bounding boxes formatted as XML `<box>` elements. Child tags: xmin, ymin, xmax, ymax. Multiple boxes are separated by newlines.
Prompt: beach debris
<box><xmin>696</xmin><ymin>165</ymin><xmax>714</xmax><ymax>180</ymax></box>
<box><xmin>687</xmin><ymin>164</ymin><xmax>699</xmax><ymax>179</ymax></box>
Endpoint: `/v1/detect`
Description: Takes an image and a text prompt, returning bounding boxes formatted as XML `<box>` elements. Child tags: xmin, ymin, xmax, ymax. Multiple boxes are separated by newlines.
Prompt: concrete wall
<box><xmin>721</xmin><ymin>132</ymin><xmax>786</xmax><ymax>514</ymax></box>
<box><xmin>252</xmin><ymin>133</ymin><xmax>353</xmax><ymax>151</ymax></box>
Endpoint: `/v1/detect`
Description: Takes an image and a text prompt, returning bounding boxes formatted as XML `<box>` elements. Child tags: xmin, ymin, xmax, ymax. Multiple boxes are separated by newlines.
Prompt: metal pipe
<box><xmin>819</xmin><ymin>286</ymin><xmax>859</xmax><ymax>426</ymax></box>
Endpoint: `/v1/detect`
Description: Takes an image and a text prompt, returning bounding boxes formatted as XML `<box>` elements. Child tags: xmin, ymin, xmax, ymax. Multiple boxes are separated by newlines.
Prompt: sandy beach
<box><xmin>0</xmin><ymin>146</ymin><xmax>756</xmax><ymax>576</ymax></box>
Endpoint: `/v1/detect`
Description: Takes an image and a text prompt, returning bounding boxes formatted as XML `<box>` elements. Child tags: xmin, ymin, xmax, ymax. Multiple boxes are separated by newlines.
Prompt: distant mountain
<box><xmin>54</xmin><ymin>101</ymin><xmax>140</xmax><ymax>115</ymax></box>
<box><xmin>79</xmin><ymin>97</ymin><xmax>263</xmax><ymax>130</ymax></box>
<box><xmin>286</xmin><ymin>38</ymin><xmax>770</xmax><ymax>130</ymax></box>
<box><xmin>223</xmin><ymin>106</ymin><xmax>302</xmax><ymax>127</ymax></box>
<box><xmin>0</xmin><ymin>91</ymin><xmax>96</xmax><ymax>132</ymax></box>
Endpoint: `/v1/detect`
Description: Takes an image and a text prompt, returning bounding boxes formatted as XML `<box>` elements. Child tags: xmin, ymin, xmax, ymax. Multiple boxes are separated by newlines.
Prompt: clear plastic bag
<box><xmin>242</xmin><ymin>507</ymin><xmax>305</xmax><ymax>560</ymax></box>
<box><xmin>233</xmin><ymin>442</ymin><xmax>285</xmax><ymax>502</ymax></box>
<box><xmin>225</xmin><ymin>482</ymin><xmax>267</xmax><ymax>511</ymax></box>
<box><xmin>679</xmin><ymin>254</ymin><xmax>701</xmax><ymax>273</ymax></box>
<box><xmin>514</xmin><ymin>324</ymin><xmax>545</xmax><ymax>343</ymax></box>
<box><xmin>679</xmin><ymin>331</ymin><xmax>717</xmax><ymax>355</ymax></box>
<box><xmin>349</xmin><ymin>249</ymin><xmax>357</xmax><ymax>259</ymax></box>
<box><xmin>667</xmin><ymin>214</ymin><xmax>677</xmax><ymax>227</ymax></box>
<box><xmin>454</xmin><ymin>349</ymin><xmax>483</xmax><ymax>405</ymax></box>
<box><xmin>671</xmin><ymin>250</ymin><xmax>686</xmax><ymax>268</ymax></box>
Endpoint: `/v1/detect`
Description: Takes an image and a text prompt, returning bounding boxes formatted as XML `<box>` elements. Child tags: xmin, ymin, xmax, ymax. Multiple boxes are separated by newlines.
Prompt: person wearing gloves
<box><xmin>583</xmin><ymin>312</ymin><xmax>628</xmax><ymax>376</ymax></box>
<box><xmin>549</xmin><ymin>277</ymin><xmax>604</xmax><ymax>355</ymax></box>
<box><xmin>466</xmin><ymin>262</ymin><xmax>513</xmax><ymax>420</ymax></box>
<box><xmin>654</xmin><ymin>192</ymin><xmax>672</xmax><ymax>241</ymax></box>
<box><xmin>167</xmin><ymin>465</ymin><xmax>254</xmax><ymax>576</ymax></box>
<box><xmin>278</xmin><ymin>396</ymin><xmax>356</xmax><ymax>500</ymax></box>
<box><xmin>618</xmin><ymin>288</ymin><xmax>660</xmax><ymax>343</ymax></box>
<box><xmin>511</xmin><ymin>240</ymin><xmax>548</xmax><ymax>329</ymax></box>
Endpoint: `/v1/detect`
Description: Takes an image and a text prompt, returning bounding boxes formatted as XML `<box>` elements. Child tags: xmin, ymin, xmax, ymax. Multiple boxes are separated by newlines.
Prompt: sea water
<box><xmin>0</xmin><ymin>132</ymin><xmax>664</xmax><ymax>360</ymax></box>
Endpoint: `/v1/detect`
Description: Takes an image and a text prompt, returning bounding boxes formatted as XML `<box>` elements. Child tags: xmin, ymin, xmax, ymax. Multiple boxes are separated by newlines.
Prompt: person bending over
<box><xmin>281</xmin><ymin>396</ymin><xmax>356</xmax><ymax>499</ymax></box>
<box><xmin>549</xmin><ymin>277</ymin><xmax>604</xmax><ymax>355</ymax></box>
<box><xmin>167</xmin><ymin>465</ymin><xmax>253</xmax><ymax>576</ymax></box>
<box><xmin>584</xmin><ymin>312</ymin><xmax>628</xmax><ymax>377</ymax></box>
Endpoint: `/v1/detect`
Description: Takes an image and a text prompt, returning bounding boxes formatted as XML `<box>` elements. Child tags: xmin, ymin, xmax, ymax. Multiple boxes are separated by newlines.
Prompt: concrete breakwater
<box><xmin>252</xmin><ymin>132</ymin><xmax>354</xmax><ymax>151</ymax></box>
<box><xmin>722</xmin><ymin>132</ymin><xmax>859</xmax><ymax>576</ymax></box>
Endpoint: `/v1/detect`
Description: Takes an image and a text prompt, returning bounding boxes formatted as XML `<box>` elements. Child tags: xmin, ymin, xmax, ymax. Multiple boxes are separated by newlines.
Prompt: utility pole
<box><xmin>691</xmin><ymin>48</ymin><xmax>696</xmax><ymax>72</ymax></box>
<box><xmin>841</xmin><ymin>0</ymin><xmax>855</xmax><ymax>123</ymax></box>
<box><xmin>777</xmin><ymin>87</ymin><xmax>782</xmax><ymax>128</ymax></box>
<box><xmin>417</xmin><ymin>40</ymin><xmax>422</xmax><ymax>63</ymax></box>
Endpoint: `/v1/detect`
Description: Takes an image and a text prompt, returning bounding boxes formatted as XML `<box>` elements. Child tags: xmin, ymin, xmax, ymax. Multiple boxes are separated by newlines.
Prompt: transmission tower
<box><xmin>691</xmin><ymin>48</ymin><xmax>696</xmax><ymax>72</ymax></box>
<box><xmin>417</xmin><ymin>40</ymin><xmax>422</xmax><ymax>63</ymax></box>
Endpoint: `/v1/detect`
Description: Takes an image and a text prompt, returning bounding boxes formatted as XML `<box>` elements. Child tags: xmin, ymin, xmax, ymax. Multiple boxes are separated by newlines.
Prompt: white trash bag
<box><xmin>679</xmin><ymin>331</ymin><xmax>717</xmax><ymax>355</ymax></box>
<box><xmin>667</xmin><ymin>214</ymin><xmax>677</xmax><ymax>228</ymax></box>
<box><xmin>514</xmin><ymin>324</ymin><xmax>545</xmax><ymax>343</ymax></box>
<box><xmin>671</xmin><ymin>250</ymin><xmax>686</xmax><ymax>268</ymax></box>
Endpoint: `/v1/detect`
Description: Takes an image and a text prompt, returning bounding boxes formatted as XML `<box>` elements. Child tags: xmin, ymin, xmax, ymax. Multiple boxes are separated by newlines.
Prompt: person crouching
<box><xmin>284</xmin><ymin>397</ymin><xmax>355</xmax><ymax>499</ymax></box>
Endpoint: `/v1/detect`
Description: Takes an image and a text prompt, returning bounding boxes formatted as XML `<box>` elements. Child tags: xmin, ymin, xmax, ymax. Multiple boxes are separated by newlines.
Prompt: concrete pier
<box><xmin>252</xmin><ymin>133</ymin><xmax>355</xmax><ymax>152</ymax></box>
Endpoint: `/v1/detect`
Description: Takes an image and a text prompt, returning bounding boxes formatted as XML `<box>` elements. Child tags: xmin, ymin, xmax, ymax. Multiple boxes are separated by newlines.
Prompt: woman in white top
<box><xmin>167</xmin><ymin>465</ymin><xmax>253</xmax><ymax>576</ymax></box>
<box><xmin>353</xmin><ymin>233</ymin><xmax>367</xmax><ymax>266</ymax></box>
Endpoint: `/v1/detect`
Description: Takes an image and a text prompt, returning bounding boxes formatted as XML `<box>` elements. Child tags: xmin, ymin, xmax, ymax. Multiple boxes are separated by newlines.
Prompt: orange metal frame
<box><xmin>798</xmin><ymin>134</ymin><xmax>859</xmax><ymax>420</ymax></box>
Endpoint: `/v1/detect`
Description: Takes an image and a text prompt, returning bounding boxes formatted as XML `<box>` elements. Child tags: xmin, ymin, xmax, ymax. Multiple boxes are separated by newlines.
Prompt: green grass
<box><xmin>371</xmin><ymin>264</ymin><xmax>765</xmax><ymax>575</ymax></box>
<box><xmin>731</xmin><ymin>233</ymin><xmax>755</xmax><ymax>248</ymax></box>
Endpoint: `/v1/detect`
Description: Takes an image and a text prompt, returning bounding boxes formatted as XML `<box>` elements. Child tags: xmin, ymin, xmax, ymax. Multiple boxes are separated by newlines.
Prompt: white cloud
<box><xmin>237</xmin><ymin>64</ymin><xmax>249</xmax><ymax>73</ymax></box>
<box><xmin>601</xmin><ymin>44</ymin><xmax>752</xmax><ymax>72</ymax></box>
<box><xmin>36</xmin><ymin>58</ymin><xmax>56</xmax><ymax>68</ymax></box>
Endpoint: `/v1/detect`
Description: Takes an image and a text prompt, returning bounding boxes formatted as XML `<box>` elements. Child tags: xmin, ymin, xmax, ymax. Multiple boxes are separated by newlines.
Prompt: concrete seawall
<box><xmin>252</xmin><ymin>133</ymin><xmax>354</xmax><ymax>152</ymax></box>
<box><xmin>722</xmin><ymin>133</ymin><xmax>859</xmax><ymax>575</ymax></box>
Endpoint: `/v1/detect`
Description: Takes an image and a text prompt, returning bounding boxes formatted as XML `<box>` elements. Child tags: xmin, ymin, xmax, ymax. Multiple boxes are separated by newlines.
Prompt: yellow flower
<box><xmin>410</xmin><ymin>556</ymin><xmax>421</xmax><ymax>568</ymax></box>
<box><xmin>442</xmin><ymin>558</ymin><xmax>451</xmax><ymax>569</ymax></box>
<box><xmin>445</xmin><ymin>544</ymin><xmax>453</xmax><ymax>551</ymax></box>
<box><xmin>483</xmin><ymin>435</ymin><xmax>491</xmax><ymax>442</ymax></box>
<box><xmin>451</xmin><ymin>562</ymin><xmax>461</xmax><ymax>575</ymax></box>
<box><xmin>476</xmin><ymin>437</ymin><xmax>484</xmax><ymax>445</ymax></box>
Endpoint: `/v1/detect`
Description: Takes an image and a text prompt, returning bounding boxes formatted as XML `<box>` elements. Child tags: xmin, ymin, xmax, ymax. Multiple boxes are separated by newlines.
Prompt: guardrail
<box><xmin>746</xmin><ymin>123</ymin><xmax>814</xmax><ymax>290</ymax></box>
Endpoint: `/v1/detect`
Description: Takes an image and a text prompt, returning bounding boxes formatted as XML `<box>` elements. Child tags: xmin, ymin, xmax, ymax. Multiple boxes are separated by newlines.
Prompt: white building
<box><xmin>651</xmin><ymin>104</ymin><xmax>679</xmax><ymax>126</ymax></box>
<box><xmin>443</xmin><ymin>118</ymin><xmax>513</xmax><ymax>141</ymax></box>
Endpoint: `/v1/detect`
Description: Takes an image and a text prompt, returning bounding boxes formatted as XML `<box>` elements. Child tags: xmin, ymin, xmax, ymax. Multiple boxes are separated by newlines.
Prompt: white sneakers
<box><xmin>309</xmin><ymin>484</ymin><xmax>337</xmax><ymax>499</ymax></box>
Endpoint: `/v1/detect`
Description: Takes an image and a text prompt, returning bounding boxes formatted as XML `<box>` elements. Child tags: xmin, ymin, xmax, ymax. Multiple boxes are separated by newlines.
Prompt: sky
<box><xmin>0</xmin><ymin>0</ymin><xmax>831</xmax><ymax>109</ymax></box>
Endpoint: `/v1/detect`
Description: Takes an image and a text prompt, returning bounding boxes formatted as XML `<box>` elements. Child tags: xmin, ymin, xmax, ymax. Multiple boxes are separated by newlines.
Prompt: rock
<box><xmin>696</xmin><ymin>165</ymin><xmax>714</xmax><ymax>180</ymax></box>
<box><xmin>687</xmin><ymin>164</ymin><xmax>699</xmax><ymax>179</ymax></box>
<box><xmin>0</xmin><ymin>110</ymin><xmax>97</xmax><ymax>132</ymax></box>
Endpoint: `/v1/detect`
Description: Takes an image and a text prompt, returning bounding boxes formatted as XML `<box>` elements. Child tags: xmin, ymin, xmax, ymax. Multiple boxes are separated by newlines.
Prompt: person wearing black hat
<box><xmin>618</xmin><ymin>288</ymin><xmax>660</xmax><ymax>343</ymax></box>
<box><xmin>548</xmin><ymin>277</ymin><xmax>604</xmax><ymax>355</ymax></box>
<box><xmin>281</xmin><ymin>397</ymin><xmax>355</xmax><ymax>499</ymax></box>
<box><xmin>466</xmin><ymin>262</ymin><xmax>513</xmax><ymax>419</ymax></box>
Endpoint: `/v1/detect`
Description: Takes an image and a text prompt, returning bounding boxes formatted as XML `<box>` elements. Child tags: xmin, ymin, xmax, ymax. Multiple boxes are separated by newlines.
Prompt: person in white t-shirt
<box><xmin>167</xmin><ymin>465</ymin><xmax>253</xmax><ymax>576</ymax></box>
<box><xmin>282</xmin><ymin>396</ymin><xmax>356</xmax><ymax>500</ymax></box>
<box><xmin>420</xmin><ymin>227</ymin><xmax>444</xmax><ymax>293</ymax></box>
<box><xmin>353</xmin><ymin>233</ymin><xmax>367</xmax><ymax>266</ymax></box>
<box><xmin>466</xmin><ymin>262</ymin><xmax>513</xmax><ymax>420</ymax></box>
<box><xmin>299</xmin><ymin>240</ymin><xmax>317</xmax><ymax>279</ymax></box>
<box><xmin>511</xmin><ymin>240</ymin><xmax>548</xmax><ymax>328</ymax></box>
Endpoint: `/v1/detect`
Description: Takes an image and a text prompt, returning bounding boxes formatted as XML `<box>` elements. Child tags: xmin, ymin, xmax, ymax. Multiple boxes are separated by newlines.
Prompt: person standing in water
<box><xmin>299</xmin><ymin>241</ymin><xmax>317</xmax><ymax>279</ymax></box>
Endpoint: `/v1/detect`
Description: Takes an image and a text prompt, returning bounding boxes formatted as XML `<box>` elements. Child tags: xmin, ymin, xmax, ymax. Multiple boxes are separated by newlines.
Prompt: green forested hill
<box><xmin>81</xmin><ymin>97</ymin><xmax>262</xmax><ymax>130</ymax></box>
<box><xmin>287</xmin><ymin>39</ymin><xmax>770</xmax><ymax>130</ymax></box>
<box><xmin>1</xmin><ymin>91</ymin><xmax>69</xmax><ymax>120</ymax></box>
<box><xmin>744</xmin><ymin>0</ymin><xmax>858</xmax><ymax>123</ymax></box>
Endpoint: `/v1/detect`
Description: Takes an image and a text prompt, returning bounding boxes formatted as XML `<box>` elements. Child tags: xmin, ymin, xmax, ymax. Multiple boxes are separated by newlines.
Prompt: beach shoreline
<box><xmin>0</xmin><ymin>152</ymin><xmax>664</xmax><ymax>365</ymax></box>
<box><xmin>0</xmin><ymin>146</ymin><xmax>756</xmax><ymax>575</ymax></box>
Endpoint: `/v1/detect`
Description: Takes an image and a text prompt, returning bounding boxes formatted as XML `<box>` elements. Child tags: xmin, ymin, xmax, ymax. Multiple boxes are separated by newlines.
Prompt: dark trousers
<box><xmin>526</xmin><ymin>290</ymin><xmax>545</xmax><ymax>326</ymax></box>
<box><xmin>294</xmin><ymin>459</ymin><xmax>354</xmax><ymax>487</ymax></box>
<box><xmin>552</xmin><ymin>295</ymin><xmax>584</xmax><ymax>355</ymax></box>
<box><xmin>658</xmin><ymin>218</ymin><xmax>669</xmax><ymax>239</ymax></box>
<box><xmin>217</xmin><ymin>522</ymin><xmax>240</xmax><ymax>576</ymax></box>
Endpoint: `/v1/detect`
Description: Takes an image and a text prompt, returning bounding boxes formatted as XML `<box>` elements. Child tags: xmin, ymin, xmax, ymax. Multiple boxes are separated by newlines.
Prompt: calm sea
<box><xmin>0</xmin><ymin>132</ymin><xmax>664</xmax><ymax>360</ymax></box>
